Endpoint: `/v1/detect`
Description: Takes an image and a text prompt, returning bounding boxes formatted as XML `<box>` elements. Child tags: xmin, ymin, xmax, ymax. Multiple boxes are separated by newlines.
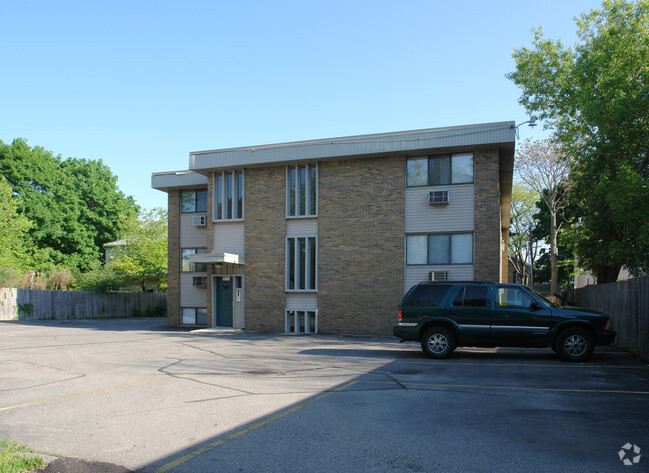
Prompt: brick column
<box><xmin>473</xmin><ymin>149</ymin><xmax>502</xmax><ymax>281</ymax></box>
<box><xmin>244</xmin><ymin>166</ymin><xmax>286</xmax><ymax>331</ymax></box>
<box><xmin>318</xmin><ymin>156</ymin><xmax>405</xmax><ymax>335</ymax></box>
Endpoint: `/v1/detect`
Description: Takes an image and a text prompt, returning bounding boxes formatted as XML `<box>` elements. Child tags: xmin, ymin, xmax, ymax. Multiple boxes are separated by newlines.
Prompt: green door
<box><xmin>215</xmin><ymin>277</ymin><xmax>233</xmax><ymax>327</ymax></box>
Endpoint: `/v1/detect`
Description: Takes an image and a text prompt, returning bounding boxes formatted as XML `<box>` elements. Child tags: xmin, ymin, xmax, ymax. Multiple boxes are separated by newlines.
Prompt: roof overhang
<box><xmin>151</xmin><ymin>170</ymin><xmax>208</xmax><ymax>192</ymax></box>
<box><xmin>188</xmin><ymin>122</ymin><xmax>516</xmax><ymax>173</ymax></box>
<box><xmin>190</xmin><ymin>252</ymin><xmax>245</xmax><ymax>265</ymax></box>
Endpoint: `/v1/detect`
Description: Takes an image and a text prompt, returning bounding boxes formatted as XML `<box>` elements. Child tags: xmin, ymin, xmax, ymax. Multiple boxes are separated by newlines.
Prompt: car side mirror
<box><xmin>529</xmin><ymin>301</ymin><xmax>542</xmax><ymax>311</ymax></box>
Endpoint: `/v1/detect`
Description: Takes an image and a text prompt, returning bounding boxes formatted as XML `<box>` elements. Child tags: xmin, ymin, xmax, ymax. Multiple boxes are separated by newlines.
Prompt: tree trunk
<box><xmin>550</xmin><ymin>211</ymin><xmax>558</xmax><ymax>296</ymax></box>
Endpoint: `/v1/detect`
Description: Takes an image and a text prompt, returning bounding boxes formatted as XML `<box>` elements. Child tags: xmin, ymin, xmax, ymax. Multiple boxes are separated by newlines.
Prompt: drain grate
<box><xmin>243</xmin><ymin>369</ymin><xmax>286</xmax><ymax>375</ymax></box>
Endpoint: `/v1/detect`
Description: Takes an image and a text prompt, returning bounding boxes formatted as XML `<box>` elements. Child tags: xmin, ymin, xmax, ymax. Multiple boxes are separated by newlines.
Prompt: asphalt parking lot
<box><xmin>1</xmin><ymin>318</ymin><xmax>648</xmax><ymax>472</ymax></box>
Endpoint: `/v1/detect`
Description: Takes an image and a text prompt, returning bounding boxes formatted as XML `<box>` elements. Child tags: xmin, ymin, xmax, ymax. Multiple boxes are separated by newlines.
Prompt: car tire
<box><xmin>556</xmin><ymin>328</ymin><xmax>594</xmax><ymax>362</ymax></box>
<box><xmin>421</xmin><ymin>326</ymin><xmax>455</xmax><ymax>358</ymax></box>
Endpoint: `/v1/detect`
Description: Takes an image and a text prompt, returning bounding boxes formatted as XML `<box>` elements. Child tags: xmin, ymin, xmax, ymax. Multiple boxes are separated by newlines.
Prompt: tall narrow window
<box><xmin>286</xmin><ymin>236</ymin><xmax>317</xmax><ymax>291</ymax></box>
<box><xmin>214</xmin><ymin>170</ymin><xmax>244</xmax><ymax>221</ymax></box>
<box><xmin>287</xmin><ymin>164</ymin><xmax>317</xmax><ymax>217</ymax></box>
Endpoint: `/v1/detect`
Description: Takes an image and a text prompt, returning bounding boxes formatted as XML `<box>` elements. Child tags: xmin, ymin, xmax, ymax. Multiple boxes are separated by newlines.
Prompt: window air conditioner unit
<box><xmin>429</xmin><ymin>190</ymin><xmax>449</xmax><ymax>205</ymax></box>
<box><xmin>192</xmin><ymin>215</ymin><xmax>207</xmax><ymax>226</ymax></box>
<box><xmin>429</xmin><ymin>271</ymin><xmax>449</xmax><ymax>282</ymax></box>
<box><xmin>192</xmin><ymin>276</ymin><xmax>207</xmax><ymax>287</ymax></box>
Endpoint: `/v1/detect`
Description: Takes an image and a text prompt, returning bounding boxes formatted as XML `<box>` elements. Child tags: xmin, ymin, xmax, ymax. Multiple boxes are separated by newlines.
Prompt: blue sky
<box><xmin>1</xmin><ymin>0</ymin><xmax>603</xmax><ymax>211</ymax></box>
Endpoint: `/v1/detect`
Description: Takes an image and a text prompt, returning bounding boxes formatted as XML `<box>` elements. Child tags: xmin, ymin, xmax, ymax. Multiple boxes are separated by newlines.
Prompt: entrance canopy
<box><xmin>189</xmin><ymin>252</ymin><xmax>245</xmax><ymax>265</ymax></box>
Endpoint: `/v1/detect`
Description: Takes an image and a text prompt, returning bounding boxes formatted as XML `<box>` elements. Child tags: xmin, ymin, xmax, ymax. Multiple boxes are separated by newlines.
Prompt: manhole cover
<box><xmin>243</xmin><ymin>370</ymin><xmax>286</xmax><ymax>375</ymax></box>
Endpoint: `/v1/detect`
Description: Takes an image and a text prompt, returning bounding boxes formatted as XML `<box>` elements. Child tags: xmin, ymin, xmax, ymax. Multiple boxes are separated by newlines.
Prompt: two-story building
<box><xmin>152</xmin><ymin>122</ymin><xmax>515</xmax><ymax>335</ymax></box>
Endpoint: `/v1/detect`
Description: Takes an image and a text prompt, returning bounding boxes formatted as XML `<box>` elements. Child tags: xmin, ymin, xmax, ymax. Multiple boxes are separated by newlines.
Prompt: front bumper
<box><xmin>596</xmin><ymin>330</ymin><xmax>616</xmax><ymax>346</ymax></box>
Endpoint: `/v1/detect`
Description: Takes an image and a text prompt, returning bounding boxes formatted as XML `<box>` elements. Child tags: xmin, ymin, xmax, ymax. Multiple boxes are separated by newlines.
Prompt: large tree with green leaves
<box><xmin>0</xmin><ymin>139</ymin><xmax>138</xmax><ymax>272</ymax></box>
<box><xmin>110</xmin><ymin>208</ymin><xmax>168</xmax><ymax>292</ymax></box>
<box><xmin>508</xmin><ymin>0</ymin><xmax>649</xmax><ymax>283</ymax></box>
<box><xmin>0</xmin><ymin>177</ymin><xmax>34</xmax><ymax>270</ymax></box>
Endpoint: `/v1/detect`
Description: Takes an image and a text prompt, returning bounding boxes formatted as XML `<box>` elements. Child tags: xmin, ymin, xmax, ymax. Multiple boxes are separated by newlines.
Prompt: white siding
<box><xmin>180</xmin><ymin>214</ymin><xmax>208</xmax><ymax>248</ymax></box>
<box><xmin>213</xmin><ymin>222</ymin><xmax>245</xmax><ymax>255</ymax></box>
<box><xmin>286</xmin><ymin>293</ymin><xmax>318</xmax><ymax>310</ymax></box>
<box><xmin>404</xmin><ymin>266</ymin><xmax>474</xmax><ymax>293</ymax></box>
<box><xmin>180</xmin><ymin>274</ymin><xmax>208</xmax><ymax>307</ymax></box>
<box><xmin>405</xmin><ymin>184</ymin><xmax>474</xmax><ymax>233</ymax></box>
<box><xmin>287</xmin><ymin>218</ymin><xmax>318</xmax><ymax>235</ymax></box>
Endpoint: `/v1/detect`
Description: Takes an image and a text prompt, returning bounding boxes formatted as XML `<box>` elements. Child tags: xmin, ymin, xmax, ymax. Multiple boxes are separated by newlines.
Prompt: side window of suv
<box><xmin>452</xmin><ymin>286</ymin><xmax>488</xmax><ymax>307</ymax></box>
<box><xmin>403</xmin><ymin>285</ymin><xmax>452</xmax><ymax>307</ymax></box>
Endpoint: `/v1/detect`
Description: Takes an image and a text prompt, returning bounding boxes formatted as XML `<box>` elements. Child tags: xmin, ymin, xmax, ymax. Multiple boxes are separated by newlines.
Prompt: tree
<box><xmin>0</xmin><ymin>139</ymin><xmax>138</xmax><ymax>271</ymax></box>
<box><xmin>110</xmin><ymin>208</ymin><xmax>168</xmax><ymax>292</ymax></box>
<box><xmin>508</xmin><ymin>0</ymin><xmax>649</xmax><ymax>283</ymax></box>
<box><xmin>515</xmin><ymin>139</ymin><xmax>570</xmax><ymax>296</ymax></box>
<box><xmin>0</xmin><ymin>177</ymin><xmax>34</xmax><ymax>270</ymax></box>
<box><xmin>508</xmin><ymin>184</ymin><xmax>541</xmax><ymax>287</ymax></box>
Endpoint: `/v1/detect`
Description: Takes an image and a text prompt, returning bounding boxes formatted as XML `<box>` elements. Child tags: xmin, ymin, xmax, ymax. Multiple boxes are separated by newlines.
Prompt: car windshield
<box><xmin>529</xmin><ymin>288</ymin><xmax>559</xmax><ymax>308</ymax></box>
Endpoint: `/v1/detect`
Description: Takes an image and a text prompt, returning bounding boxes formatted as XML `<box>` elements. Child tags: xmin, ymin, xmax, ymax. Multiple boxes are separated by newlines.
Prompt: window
<box><xmin>453</xmin><ymin>286</ymin><xmax>488</xmax><ymax>307</ymax></box>
<box><xmin>181</xmin><ymin>190</ymin><xmax>207</xmax><ymax>213</ymax></box>
<box><xmin>285</xmin><ymin>309</ymin><xmax>318</xmax><ymax>333</ymax></box>
<box><xmin>182</xmin><ymin>308</ymin><xmax>207</xmax><ymax>325</ymax></box>
<box><xmin>406</xmin><ymin>154</ymin><xmax>473</xmax><ymax>187</ymax></box>
<box><xmin>181</xmin><ymin>248</ymin><xmax>207</xmax><ymax>272</ymax></box>
<box><xmin>286</xmin><ymin>236</ymin><xmax>317</xmax><ymax>291</ymax></box>
<box><xmin>406</xmin><ymin>233</ymin><xmax>473</xmax><ymax>265</ymax></box>
<box><xmin>495</xmin><ymin>287</ymin><xmax>534</xmax><ymax>309</ymax></box>
<box><xmin>287</xmin><ymin>164</ymin><xmax>317</xmax><ymax>217</ymax></box>
<box><xmin>403</xmin><ymin>284</ymin><xmax>451</xmax><ymax>307</ymax></box>
<box><xmin>214</xmin><ymin>170</ymin><xmax>244</xmax><ymax>220</ymax></box>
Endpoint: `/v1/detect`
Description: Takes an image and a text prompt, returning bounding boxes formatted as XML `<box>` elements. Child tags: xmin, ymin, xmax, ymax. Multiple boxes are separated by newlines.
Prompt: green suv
<box><xmin>393</xmin><ymin>281</ymin><xmax>616</xmax><ymax>362</ymax></box>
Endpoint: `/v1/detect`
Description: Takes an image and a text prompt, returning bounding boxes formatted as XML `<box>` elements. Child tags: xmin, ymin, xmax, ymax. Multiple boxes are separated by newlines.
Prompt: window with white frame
<box><xmin>287</xmin><ymin>164</ymin><xmax>317</xmax><ymax>217</ymax></box>
<box><xmin>407</xmin><ymin>153</ymin><xmax>473</xmax><ymax>187</ymax></box>
<box><xmin>406</xmin><ymin>233</ymin><xmax>473</xmax><ymax>265</ymax></box>
<box><xmin>285</xmin><ymin>309</ymin><xmax>318</xmax><ymax>333</ymax></box>
<box><xmin>182</xmin><ymin>308</ymin><xmax>207</xmax><ymax>325</ymax></box>
<box><xmin>181</xmin><ymin>248</ymin><xmax>207</xmax><ymax>272</ymax></box>
<box><xmin>181</xmin><ymin>189</ymin><xmax>208</xmax><ymax>213</ymax></box>
<box><xmin>214</xmin><ymin>170</ymin><xmax>244</xmax><ymax>220</ymax></box>
<box><xmin>286</xmin><ymin>236</ymin><xmax>317</xmax><ymax>291</ymax></box>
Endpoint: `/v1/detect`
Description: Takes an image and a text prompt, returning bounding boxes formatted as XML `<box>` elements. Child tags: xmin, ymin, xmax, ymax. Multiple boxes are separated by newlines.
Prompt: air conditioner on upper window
<box><xmin>429</xmin><ymin>190</ymin><xmax>449</xmax><ymax>205</ymax></box>
<box><xmin>429</xmin><ymin>271</ymin><xmax>449</xmax><ymax>282</ymax></box>
<box><xmin>192</xmin><ymin>276</ymin><xmax>207</xmax><ymax>287</ymax></box>
<box><xmin>192</xmin><ymin>215</ymin><xmax>207</xmax><ymax>226</ymax></box>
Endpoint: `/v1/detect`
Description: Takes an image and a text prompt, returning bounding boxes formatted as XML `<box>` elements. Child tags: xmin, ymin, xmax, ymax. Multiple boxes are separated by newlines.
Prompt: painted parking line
<box><xmin>0</xmin><ymin>376</ymin><xmax>180</xmax><ymax>412</ymax></box>
<box><xmin>153</xmin><ymin>380</ymin><xmax>359</xmax><ymax>473</ymax></box>
<box><xmin>358</xmin><ymin>380</ymin><xmax>649</xmax><ymax>395</ymax></box>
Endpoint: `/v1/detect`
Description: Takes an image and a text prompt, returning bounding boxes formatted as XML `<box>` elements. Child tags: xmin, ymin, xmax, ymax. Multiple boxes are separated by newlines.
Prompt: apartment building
<box><xmin>151</xmin><ymin>122</ymin><xmax>515</xmax><ymax>335</ymax></box>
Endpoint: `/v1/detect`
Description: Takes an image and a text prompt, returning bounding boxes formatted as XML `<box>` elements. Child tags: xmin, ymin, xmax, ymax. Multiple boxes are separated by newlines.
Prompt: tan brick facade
<box><xmin>167</xmin><ymin>190</ymin><xmax>181</xmax><ymax>326</ymax></box>
<box><xmin>243</xmin><ymin>166</ymin><xmax>286</xmax><ymax>331</ymax></box>
<box><xmin>473</xmin><ymin>148</ymin><xmax>502</xmax><ymax>281</ymax></box>
<box><xmin>318</xmin><ymin>156</ymin><xmax>405</xmax><ymax>335</ymax></box>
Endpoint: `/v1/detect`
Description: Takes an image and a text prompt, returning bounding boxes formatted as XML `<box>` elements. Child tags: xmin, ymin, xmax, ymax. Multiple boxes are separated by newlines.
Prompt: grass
<box><xmin>0</xmin><ymin>439</ymin><xmax>46</xmax><ymax>473</ymax></box>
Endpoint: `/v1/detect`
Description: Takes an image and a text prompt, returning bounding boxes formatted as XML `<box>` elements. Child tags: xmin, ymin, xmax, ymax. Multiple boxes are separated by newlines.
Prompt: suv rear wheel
<box><xmin>421</xmin><ymin>326</ymin><xmax>455</xmax><ymax>358</ymax></box>
<box><xmin>556</xmin><ymin>328</ymin><xmax>594</xmax><ymax>362</ymax></box>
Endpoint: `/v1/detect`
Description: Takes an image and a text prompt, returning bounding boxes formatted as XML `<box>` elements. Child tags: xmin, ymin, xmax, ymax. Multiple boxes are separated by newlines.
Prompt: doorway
<box><xmin>214</xmin><ymin>277</ymin><xmax>233</xmax><ymax>327</ymax></box>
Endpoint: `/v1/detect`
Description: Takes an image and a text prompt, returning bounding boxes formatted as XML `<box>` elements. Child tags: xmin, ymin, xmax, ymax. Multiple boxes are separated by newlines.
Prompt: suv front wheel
<box><xmin>556</xmin><ymin>328</ymin><xmax>594</xmax><ymax>362</ymax></box>
<box><xmin>421</xmin><ymin>326</ymin><xmax>455</xmax><ymax>358</ymax></box>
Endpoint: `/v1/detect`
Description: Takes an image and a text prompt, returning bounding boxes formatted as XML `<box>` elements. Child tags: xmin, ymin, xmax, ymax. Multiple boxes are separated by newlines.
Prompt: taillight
<box><xmin>398</xmin><ymin>309</ymin><xmax>403</xmax><ymax>321</ymax></box>
<box><xmin>605</xmin><ymin>320</ymin><xmax>612</xmax><ymax>331</ymax></box>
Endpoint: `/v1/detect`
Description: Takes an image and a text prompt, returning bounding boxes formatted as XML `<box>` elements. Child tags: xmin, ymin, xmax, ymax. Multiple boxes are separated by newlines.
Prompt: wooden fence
<box><xmin>575</xmin><ymin>276</ymin><xmax>649</xmax><ymax>361</ymax></box>
<box><xmin>0</xmin><ymin>288</ymin><xmax>166</xmax><ymax>321</ymax></box>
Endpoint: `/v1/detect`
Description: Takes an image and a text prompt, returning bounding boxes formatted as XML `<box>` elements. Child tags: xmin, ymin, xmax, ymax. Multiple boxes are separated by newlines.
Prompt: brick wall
<box><xmin>167</xmin><ymin>190</ymin><xmax>181</xmax><ymax>326</ymax></box>
<box><xmin>473</xmin><ymin>149</ymin><xmax>502</xmax><ymax>281</ymax></box>
<box><xmin>244</xmin><ymin>166</ymin><xmax>286</xmax><ymax>331</ymax></box>
<box><xmin>318</xmin><ymin>156</ymin><xmax>405</xmax><ymax>335</ymax></box>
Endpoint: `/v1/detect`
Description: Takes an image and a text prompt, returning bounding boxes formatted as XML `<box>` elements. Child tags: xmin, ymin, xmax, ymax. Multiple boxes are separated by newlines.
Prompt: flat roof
<box><xmin>188</xmin><ymin>122</ymin><xmax>516</xmax><ymax>172</ymax></box>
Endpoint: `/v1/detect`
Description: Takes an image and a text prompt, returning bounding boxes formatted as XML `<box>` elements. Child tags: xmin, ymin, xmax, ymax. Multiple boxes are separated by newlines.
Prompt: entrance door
<box><xmin>215</xmin><ymin>277</ymin><xmax>233</xmax><ymax>327</ymax></box>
